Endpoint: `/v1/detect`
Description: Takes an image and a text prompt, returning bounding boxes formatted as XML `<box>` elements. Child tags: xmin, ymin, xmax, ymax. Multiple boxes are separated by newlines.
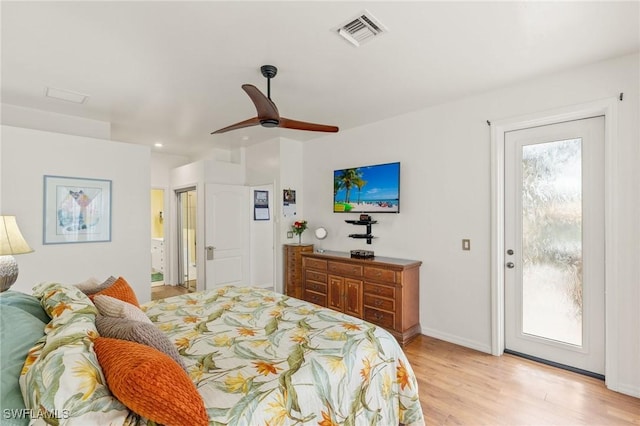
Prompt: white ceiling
<box><xmin>2</xmin><ymin>1</ymin><xmax>638</xmax><ymax>158</ymax></box>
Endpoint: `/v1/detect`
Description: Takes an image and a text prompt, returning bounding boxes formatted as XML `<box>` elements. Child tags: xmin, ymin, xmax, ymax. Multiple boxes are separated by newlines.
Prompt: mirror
<box><xmin>314</xmin><ymin>227</ymin><xmax>327</xmax><ymax>240</ymax></box>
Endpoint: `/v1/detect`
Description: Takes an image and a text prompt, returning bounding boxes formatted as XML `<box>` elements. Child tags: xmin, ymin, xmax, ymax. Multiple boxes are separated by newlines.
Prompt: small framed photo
<box><xmin>43</xmin><ymin>175</ymin><xmax>112</xmax><ymax>244</ymax></box>
<box><xmin>254</xmin><ymin>190</ymin><xmax>270</xmax><ymax>220</ymax></box>
<box><xmin>283</xmin><ymin>189</ymin><xmax>296</xmax><ymax>203</ymax></box>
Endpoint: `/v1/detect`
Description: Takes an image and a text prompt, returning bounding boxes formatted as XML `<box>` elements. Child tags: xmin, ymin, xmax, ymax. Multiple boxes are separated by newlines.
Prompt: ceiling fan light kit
<box><xmin>211</xmin><ymin>65</ymin><xmax>339</xmax><ymax>135</ymax></box>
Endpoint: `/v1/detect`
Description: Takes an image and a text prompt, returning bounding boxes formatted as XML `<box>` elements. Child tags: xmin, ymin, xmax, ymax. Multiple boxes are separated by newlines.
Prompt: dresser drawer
<box><xmin>364</xmin><ymin>266</ymin><xmax>396</xmax><ymax>283</ymax></box>
<box><xmin>305</xmin><ymin>280</ymin><xmax>327</xmax><ymax>295</ymax></box>
<box><xmin>328</xmin><ymin>261</ymin><xmax>363</xmax><ymax>277</ymax></box>
<box><xmin>303</xmin><ymin>257</ymin><xmax>327</xmax><ymax>271</ymax></box>
<box><xmin>363</xmin><ymin>294</ymin><xmax>395</xmax><ymax>312</ymax></box>
<box><xmin>364</xmin><ymin>282</ymin><xmax>395</xmax><ymax>299</ymax></box>
<box><xmin>304</xmin><ymin>291</ymin><xmax>327</xmax><ymax>307</ymax></box>
<box><xmin>305</xmin><ymin>269</ymin><xmax>327</xmax><ymax>284</ymax></box>
<box><xmin>364</xmin><ymin>307</ymin><xmax>395</xmax><ymax>330</ymax></box>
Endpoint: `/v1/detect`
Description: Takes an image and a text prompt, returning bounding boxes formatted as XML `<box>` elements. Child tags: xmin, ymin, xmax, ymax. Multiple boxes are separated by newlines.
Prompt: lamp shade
<box><xmin>0</xmin><ymin>216</ymin><xmax>33</xmax><ymax>255</ymax></box>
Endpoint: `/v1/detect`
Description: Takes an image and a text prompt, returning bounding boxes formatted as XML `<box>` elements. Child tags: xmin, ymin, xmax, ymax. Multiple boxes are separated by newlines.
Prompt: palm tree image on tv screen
<box><xmin>333</xmin><ymin>162</ymin><xmax>400</xmax><ymax>213</ymax></box>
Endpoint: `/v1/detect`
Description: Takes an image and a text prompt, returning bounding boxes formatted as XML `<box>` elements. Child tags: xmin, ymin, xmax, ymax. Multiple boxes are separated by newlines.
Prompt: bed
<box><xmin>0</xmin><ymin>278</ymin><xmax>425</xmax><ymax>426</ymax></box>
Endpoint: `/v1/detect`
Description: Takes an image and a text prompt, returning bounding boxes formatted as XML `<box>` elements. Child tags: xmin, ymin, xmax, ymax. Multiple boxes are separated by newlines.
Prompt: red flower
<box><xmin>292</xmin><ymin>220</ymin><xmax>308</xmax><ymax>235</ymax></box>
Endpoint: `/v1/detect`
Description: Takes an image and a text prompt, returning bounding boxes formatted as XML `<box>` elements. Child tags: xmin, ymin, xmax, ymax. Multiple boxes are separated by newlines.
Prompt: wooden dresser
<box><xmin>283</xmin><ymin>244</ymin><xmax>314</xmax><ymax>299</ymax></box>
<box><xmin>301</xmin><ymin>250</ymin><xmax>422</xmax><ymax>346</ymax></box>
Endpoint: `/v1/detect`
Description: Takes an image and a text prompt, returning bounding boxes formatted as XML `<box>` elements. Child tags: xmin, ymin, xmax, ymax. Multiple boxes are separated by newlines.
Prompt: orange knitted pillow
<box><xmin>89</xmin><ymin>276</ymin><xmax>140</xmax><ymax>307</ymax></box>
<box><xmin>94</xmin><ymin>337</ymin><xmax>207</xmax><ymax>426</ymax></box>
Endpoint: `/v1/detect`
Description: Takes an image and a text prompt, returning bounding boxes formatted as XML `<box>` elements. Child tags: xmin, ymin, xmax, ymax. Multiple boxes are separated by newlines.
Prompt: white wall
<box><xmin>151</xmin><ymin>152</ymin><xmax>190</xmax><ymax>188</ymax></box>
<box><xmin>0</xmin><ymin>136</ymin><xmax>3</xmax><ymax>213</ymax></box>
<box><xmin>303</xmin><ymin>53</ymin><xmax>639</xmax><ymax>396</ymax></box>
<box><xmin>245</xmin><ymin>139</ymin><xmax>279</xmax><ymax>291</ymax></box>
<box><xmin>245</xmin><ymin>138</ymin><xmax>280</xmax><ymax>185</ymax></box>
<box><xmin>249</xmin><ymin>183</ymin><xmax>275</xmax><ymax>289</ymax></box>
<box><xmin>245</xmin><ymin>137</ymin><xmax>305</xmax><ymax>293</ymax></box>
<box><xmin>1</xmin><ymin>104</ymin><xmax>111</xmax><ymax>140</ymax></box>
<box><xmin>0</xmin><ymin>125</ymin><xmax>151</xmax><ymax>302</ymax></box>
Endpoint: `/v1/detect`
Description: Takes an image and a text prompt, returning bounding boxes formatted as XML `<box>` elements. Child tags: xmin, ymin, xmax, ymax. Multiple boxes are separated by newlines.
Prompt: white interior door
<box><xmin>504</xmin><ymin>116</ymin><xmax>605</xmax><ymax>375</ymax></box>
<box><xmin>205</xmin><ymin>184</ymin><xmax>250</xmax><ymax>289</ymax></box>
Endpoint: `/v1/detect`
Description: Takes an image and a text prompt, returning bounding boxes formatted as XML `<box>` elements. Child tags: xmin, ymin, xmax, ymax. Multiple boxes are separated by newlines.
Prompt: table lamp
<box><xmin>0</xmin><ymin>216</ymin><xmax>34</xmax><ymax>292</ymax></box>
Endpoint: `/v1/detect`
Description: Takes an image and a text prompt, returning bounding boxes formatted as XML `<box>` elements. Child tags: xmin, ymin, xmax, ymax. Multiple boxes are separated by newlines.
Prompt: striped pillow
<box><xmin>95</xmin><ymin>315</ymin><xmax>187</xmax><ymax>371</ymax></box>
<box><xmin>93</xmin><ymin>295</ymin><xmax>152</xmax><ymax>324</ymax></box>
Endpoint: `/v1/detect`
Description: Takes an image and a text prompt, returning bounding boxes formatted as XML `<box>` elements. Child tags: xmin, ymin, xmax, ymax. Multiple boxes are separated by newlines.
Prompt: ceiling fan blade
<box><xmin>210</xmin><ymin>117</ymin><xmax>260</xmax><ymax>134</ymax></box>
<box><xmin>242</xmin><ymin>84</ymin><xmax>279</xmax><ymax>119</ymax></box>
<box><xmin>279</xmin><ymin>117</ymin><xmax>339</xmax><ymax>133</ymax></box>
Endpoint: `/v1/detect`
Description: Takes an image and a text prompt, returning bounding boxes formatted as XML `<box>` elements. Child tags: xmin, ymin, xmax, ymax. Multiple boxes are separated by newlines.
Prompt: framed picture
<box><xmin>283</xmin><ymin>189</ymin><xmax>297</xmax><ymax>217</ymax></box>
<box><xmin>254</xmin><ymin>190</ymin><xmax>270</xmax><ymax>220</ymax></box>
<box><xmin>43</xmin><ymin>175</ymin><xmax>112</xmax><ymax>244</ymax></box>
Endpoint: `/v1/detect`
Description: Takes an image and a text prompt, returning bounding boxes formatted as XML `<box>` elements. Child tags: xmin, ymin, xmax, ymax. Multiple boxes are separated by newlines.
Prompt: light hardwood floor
<box><xmin>151</xmin><ymin>284</ymin><xmax>190</xmax><ymax>300</ymax></box>
<box><xmin>150</xmin><ymin>286</ymin><xmax>639</xmax><ymax>424</ymax></box>
<box><xmin>404</xmin><ymin>335</ymin><xmax>640</xmax><ymax>425</ymax></box>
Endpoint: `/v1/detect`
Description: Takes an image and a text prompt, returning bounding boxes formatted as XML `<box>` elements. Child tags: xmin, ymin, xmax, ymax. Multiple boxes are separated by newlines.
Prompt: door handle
<box><xmin>506</xmin><ymin>262</ymin><xmax>515</xmax><ymax>269</ymax></box>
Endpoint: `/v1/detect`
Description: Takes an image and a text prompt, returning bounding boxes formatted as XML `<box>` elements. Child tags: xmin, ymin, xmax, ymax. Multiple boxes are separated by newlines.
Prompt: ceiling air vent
<box><xmin>335</xmin><ymin>10</ymin><xmax>387</xmax><ymax>47</ymax></box>
<box><xmin>44</xmin><ymin>87</ymin><xmax>89</xmax><ymax>104</ymax></box>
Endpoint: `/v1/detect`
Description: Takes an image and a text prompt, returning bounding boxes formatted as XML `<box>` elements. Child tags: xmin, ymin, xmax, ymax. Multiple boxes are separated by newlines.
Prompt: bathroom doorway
<box><xmin>150</xmin><ymin>188</ymin><xmax>165</xmax><ymax>287</ymax></box>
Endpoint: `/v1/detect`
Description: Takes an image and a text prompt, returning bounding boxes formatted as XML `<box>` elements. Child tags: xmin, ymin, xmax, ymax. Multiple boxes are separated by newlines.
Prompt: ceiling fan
<box><xmin>211</xmin><ymin>65</ymin><xmax>339</xmax><ymax>135</ymax></box>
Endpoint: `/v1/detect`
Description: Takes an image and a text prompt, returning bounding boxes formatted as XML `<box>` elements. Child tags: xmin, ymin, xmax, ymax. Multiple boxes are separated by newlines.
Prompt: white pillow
<box><xmin>93</xmin><ymin>295</ymin><xmax>153</xmax><ymax>324</ymax></box>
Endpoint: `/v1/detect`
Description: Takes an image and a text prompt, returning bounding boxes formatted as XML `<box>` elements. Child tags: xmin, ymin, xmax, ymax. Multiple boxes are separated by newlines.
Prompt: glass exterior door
<box><xmin>504</xmin><ymin>117</ymin><xmax>604</xmax><ymax>375</ymax></box>
<box><xmin>520</xmin><ymin>138</ymin><xmax>583</xmax><ymax>346</ymax></box>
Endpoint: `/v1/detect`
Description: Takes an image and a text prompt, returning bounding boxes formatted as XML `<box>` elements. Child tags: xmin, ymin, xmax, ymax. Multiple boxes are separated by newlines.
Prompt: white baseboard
<box><xmin>609</xmin><ymin>382</ymin><xmax>640</xmax><ymax>399</ymax></box>
<box><xmin>421</xmin><ymin>327</ymin><xmax>493</xmax><ymax>354</ymax></box>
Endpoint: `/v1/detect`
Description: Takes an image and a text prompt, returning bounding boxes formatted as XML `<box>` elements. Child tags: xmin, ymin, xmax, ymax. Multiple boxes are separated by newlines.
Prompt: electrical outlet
<box><xmin>462</xmin><ymin>239</ymin><xmax>471</xmax><ymax>251</ymax></box>
<box><xmin>287</xmin><ymin>231</ymin><xmax>294</xmax><ymax>239</ymax></box>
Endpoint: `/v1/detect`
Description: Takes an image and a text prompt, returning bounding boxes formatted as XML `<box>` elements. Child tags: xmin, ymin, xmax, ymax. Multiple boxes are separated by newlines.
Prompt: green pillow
<box><xmin>0</xmin><ymin>294</ymin><xmax>48</xmax><ymax>426</ymax></box>
<box><xmin>0</xmin><ymin>291</ymin><xmax>50</xmax><ymax>324</ymax></box>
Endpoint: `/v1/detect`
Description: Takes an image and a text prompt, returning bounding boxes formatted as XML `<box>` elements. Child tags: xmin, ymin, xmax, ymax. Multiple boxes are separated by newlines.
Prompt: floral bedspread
<box><xmin>141</xmin><ymin>286</ymin><xmax>425</xmax><ymax>426</ymax></box>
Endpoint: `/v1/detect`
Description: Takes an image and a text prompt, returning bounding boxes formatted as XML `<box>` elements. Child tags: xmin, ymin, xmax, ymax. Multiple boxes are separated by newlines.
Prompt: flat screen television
<box><xmin>333</xmin><ymin>161</ymin><xmax>400</xmax><ymax>213</ymax></box>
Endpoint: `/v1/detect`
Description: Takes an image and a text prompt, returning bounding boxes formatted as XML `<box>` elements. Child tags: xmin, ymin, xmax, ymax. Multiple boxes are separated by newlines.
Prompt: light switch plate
<box><xmin>287</xmin><ymin>231</ymin><xmax>294</xmax><ymax>239</ymax></box>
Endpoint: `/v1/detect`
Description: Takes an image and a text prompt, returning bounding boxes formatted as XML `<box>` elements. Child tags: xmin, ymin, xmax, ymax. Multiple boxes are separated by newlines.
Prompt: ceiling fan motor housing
<box><xmin>260</xmin><ymin>118</ymin><xmax>279</xmax><ymax>128</ymax></box>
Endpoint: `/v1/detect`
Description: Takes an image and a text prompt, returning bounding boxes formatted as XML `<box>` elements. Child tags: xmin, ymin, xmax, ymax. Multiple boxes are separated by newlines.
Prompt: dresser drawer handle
<box><xmin>375</xmin><ymin>300</ymin><xmax>383</xmax><ymax>307</ymax></box>
<box><xmin>374</xmin><ymin>313</ymin><xmax>383</xmax><ymax>321</ymax></box>
<box><xmin>310</xmin><ymin>295</ymin><xmax>318</xmax><ymax>302</ymax></box>
<box><xmin>374</xmin><ymin>271</ymin><xmax>382</xmax><ymax>277</ymax></box>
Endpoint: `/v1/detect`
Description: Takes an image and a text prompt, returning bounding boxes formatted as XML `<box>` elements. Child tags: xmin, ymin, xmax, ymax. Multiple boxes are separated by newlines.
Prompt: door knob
<box><xmin>506</xmin><ymin>262</ymin><xmax>515</xmax><ymax>269</ymax></box>
<box><xmin>506</xmin><ymin>249</ymin><xmax>514</xmax><ymax>255</ymax></box>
